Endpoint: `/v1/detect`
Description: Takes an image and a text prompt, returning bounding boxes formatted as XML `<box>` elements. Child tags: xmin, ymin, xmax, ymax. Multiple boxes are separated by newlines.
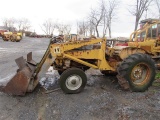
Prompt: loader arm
<box><xmin>27</xmin><ymin>40</ymin><xmax>55</xmax><ymax>92</ymax></box>
<box><xmin>49</xmin><ymin>38</ymin><xmax>114</xmax><ymax>70</ymax></box>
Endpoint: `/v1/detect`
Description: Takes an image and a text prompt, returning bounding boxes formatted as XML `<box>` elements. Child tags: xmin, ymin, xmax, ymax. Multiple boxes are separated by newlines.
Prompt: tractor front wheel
<box><xmin>117</xmin><ymin>53</ymin><xmax>155</xmax><ymax>92</ymax></box>
<box><xmin>59</xmin><ymin>68</ymin><xmax>87</xmax><ymax>94</ymax></box>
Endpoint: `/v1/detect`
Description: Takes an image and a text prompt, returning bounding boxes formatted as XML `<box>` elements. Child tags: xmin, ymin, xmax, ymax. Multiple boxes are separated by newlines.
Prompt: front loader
<box><xmin>0</xmin><ymin>36</ymin><xmax>156</xmax><ymax>95</ymax></box>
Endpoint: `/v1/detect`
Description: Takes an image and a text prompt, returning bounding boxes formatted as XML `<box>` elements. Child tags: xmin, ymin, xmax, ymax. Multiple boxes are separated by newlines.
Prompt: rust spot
<box><xmin>0</xmin><ymin>66</ymin><xmax>36</xmax><ymax>96</ymax></box>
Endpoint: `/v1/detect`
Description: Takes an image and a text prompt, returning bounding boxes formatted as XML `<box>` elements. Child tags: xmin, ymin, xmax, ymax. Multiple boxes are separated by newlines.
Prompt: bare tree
<box><xmin>17</xmin><ymin>19</ymin><xmax>23</xmax><ymax>31</ymax></box>
<box><xmin>88</xmin><ymin>0</ymin><xmax>105</xmax><ymax>37</ymax></box>
<box><xmin>56</xmin><ymin>24</ymin><xmax>64</xmax><ymax>35</ymax></box>
<box><xmin>88</xmin><ymin>20</ymin><xmax>95</xmax><ymax>36</ymax></box>
<box><xmin>77</xmin><ymin>21</ymin><xmax>88</xmax><ymax>36</ymax></box>
<box><xmin>88</xmin><ymin>0</ymin><xmax>118</xmax><ymax>38</ymax></box>
<box><xmin>103</xmin><ymin>8</ymin><xmax>108</xmax><ymax>37</ymax></box>
<box><xmin>56</xmin><ymin>23</ymin><xmax>72</xmax><ymax>35</ymax></box>
<box><xmin>22</xmin><ymin>18</ymin><xmax>31</xmax><ymax>32</ymax></box>
<box><xmin>105</xmin><ymin>0</ymin><xmax>119</xmax><ymax>38</ymax></box>
<box><xmin>40</xmin><ymin>19</ymin><xmax>56</xmax><ymax>35</ymax></box>
<box><xmin>154</xmin><ymin>0</ymin><xmax>160</xmax><ymax>18</ymax></box>
<box><xmin>2</xmin><ymin>18</ymin><xmax>9</xmax><ymax>27</ymax></box>
<box><xmin>17</xmin><ymin>18</ymin><xmax>31</xmax><ymax>32</ymax></box>
<box><xmin>2</xmin><ymin>18</ymin><xmax>16</xmax><ymax>31</ymax></box>
<box><xmin>63</xmin><ymin>24</ymin><xmax>72</xmax><ymax>35</ymax></box>
<box><xmin>128</xmin><ymin>0</ymin><xmax>153</xmax><ymax>32</ymax></box>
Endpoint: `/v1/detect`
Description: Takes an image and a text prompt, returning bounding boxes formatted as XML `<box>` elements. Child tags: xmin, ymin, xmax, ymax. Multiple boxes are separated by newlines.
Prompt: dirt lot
<box><xmin>0</xmin><ymin>37</ymin><xmax>160</xmax><ymax>120</ymax></box>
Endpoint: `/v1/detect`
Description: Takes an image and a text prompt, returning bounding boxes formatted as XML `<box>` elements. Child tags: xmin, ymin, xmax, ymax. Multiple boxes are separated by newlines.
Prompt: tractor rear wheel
<box><xmin>59</xmin><ymin>68</ymin><xmax>87</xmax><ymax>94</ymax></box>
<box><xmin>117</xmin><ymin>53</ymin><xmax>155</xmax><ymax>92</ymax></box>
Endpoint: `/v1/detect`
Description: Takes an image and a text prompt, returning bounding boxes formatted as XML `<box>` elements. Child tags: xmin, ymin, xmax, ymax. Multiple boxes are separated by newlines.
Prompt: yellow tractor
<box><xmin>114</xmin><ymin>19</ymin><xmax>160</xmax><ymax>60</ymax></box>
<box><xmin>0</xmin><ymin>34</ymin><xmax>156</xmax><ymax>95</ymax></box>
<box><xmin>2</xmin><ymin>32</ymin><xmax>22</xmax><ymax>42</ymax></box>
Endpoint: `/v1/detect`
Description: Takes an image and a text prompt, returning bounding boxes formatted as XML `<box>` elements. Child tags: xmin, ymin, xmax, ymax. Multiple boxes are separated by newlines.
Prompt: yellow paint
<box><xmin>127</xmin><ymin>19</ymin><xmax>160</xmax><ymax>55</ymax></box>
<box><xmin>50</xmin><ymin>38</ymin><xmax>114</xmax><ymax>71</ymax></box>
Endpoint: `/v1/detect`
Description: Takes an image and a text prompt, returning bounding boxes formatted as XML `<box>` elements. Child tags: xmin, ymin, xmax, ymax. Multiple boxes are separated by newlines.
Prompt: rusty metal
<box><xmin>119</xmin><ymin>47</ymin><xmax>146</xmax><ymax>60</ymax></box>
<box><xmin>0</xmin><ymin>53</ymin><xmax>36</xmax><ymax>95</ymax></box>
<box><xmin>15</xmin><ymin>57</ymin><xmax>26</xmax><ymax>70</ymax></box>
<box><xmin>130</xmin><ymin>63</ymin><xmax>150</xmax><ymax>86</ymax></box>
<box><xmin>27</xmin><ymin>52</ymin><xmax>37</xmax><ymax>65</ymax></box>
<box><xmin>0</xmin><ymin>67</ymin><xmax>32</xmax><ymax>95</ymax></box>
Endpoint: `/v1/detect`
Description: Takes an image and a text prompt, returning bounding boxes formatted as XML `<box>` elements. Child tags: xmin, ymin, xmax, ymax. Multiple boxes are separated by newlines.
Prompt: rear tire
<box><xmin>117</xmin><ymin>53</ymin><xmax>155</xmax><ymax>92</ymax></box>
<box><xmin>59</xmin><ymin>68</ymin><xmax>87</xmax><ymax>94</ymax></box>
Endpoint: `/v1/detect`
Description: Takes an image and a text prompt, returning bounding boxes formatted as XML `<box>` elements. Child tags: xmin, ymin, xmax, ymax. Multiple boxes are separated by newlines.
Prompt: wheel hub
<box><xmin>66</xmin><ymin>75</ymin><xmax>82</xmax><ymax>90</ymax></box>
<box><xmin>131</xmin><ymin>63</ymin><xmax>149</xmax><ymax>85</ymax></box>
<box><xmin>133</xmin><ymin>68</ymin><xmax>142</xmax><ymax>79</ymax></box>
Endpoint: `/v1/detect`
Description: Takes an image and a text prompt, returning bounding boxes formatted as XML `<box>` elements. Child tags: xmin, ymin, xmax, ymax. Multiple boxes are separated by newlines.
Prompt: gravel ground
<box><xmin>0</xmin><ymin>37</ymin><xmax>160</xmax><ymax>120</ymax></box>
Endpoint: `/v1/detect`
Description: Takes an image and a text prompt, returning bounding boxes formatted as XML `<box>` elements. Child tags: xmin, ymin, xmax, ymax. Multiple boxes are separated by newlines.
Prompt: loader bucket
<box><xmin>0</xmin><ymin>52</ymin><xmax>37</xmax><ymax>95</ymax></box>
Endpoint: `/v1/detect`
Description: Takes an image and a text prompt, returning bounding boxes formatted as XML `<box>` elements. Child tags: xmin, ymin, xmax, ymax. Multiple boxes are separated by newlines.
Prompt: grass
<box><xmin>154</xmin><ymin>72</ymin><xmax>160</xmax><ymax>87</ymax></box>
<box><xmin>155</xmin><ymin>72</ymin><xmax>160</xmax><ymax>79</ymax></box>
<box><xmin>152</xmin><ymin>82</ymin><xmax>160</xmax><ymax>87</ymax></box>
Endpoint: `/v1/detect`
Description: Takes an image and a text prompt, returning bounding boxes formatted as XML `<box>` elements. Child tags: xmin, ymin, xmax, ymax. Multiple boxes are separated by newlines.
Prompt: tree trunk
<box><xmin>133</xmin><ymin>18</ymin><xmax>139</xmax><ymax>38</ymax></box>
<box><xmin>134</xmin><ymin>18</ymin><xmax>139</xmax><ymax>32</ymax></box>
<box><xmin>108</xmin><ymin>21</ymin><xmax>112</xmax><ymax>38</ymax></box>
<box><xmin>96</xmin><ymin>26</ymin><xmax>99</xmax><ymax>37</ymax></box>
<box><xmin>108</xmin><ymin>26</ymin><xmax>111</xmax><ymax>38</ymax></box>
<box><xmin>103</xmin><ymin>23</ymin><xmax>107</xmax><ymax>37</ymax></box>
<box><xmin>90</xmin><ymin>29</ymin><xmax>92</xmax><ymax>36</ymax></box>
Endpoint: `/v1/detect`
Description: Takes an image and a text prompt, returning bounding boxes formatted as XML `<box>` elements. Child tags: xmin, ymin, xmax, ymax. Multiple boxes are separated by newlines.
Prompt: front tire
<box><xmin>59</xmin><ymin>68</ymin><xmax>87</xmax><ymax>94</ymax></box>
<box><xmin>117</xmin><ymin>53</ymin><xmax>155</xmax><ymax>92</ymax></box>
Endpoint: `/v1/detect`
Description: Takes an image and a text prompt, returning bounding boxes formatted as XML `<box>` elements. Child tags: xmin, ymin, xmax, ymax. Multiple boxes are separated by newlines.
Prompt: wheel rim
<box><xmin>130</xmin><ymin>63</ymin><xmax>150</xmax><ymax>85</ymax></box>
<box><xmin>65</xmin><ymin>75</ymin><xmax>82</xmax><ymax>90</ymax></box>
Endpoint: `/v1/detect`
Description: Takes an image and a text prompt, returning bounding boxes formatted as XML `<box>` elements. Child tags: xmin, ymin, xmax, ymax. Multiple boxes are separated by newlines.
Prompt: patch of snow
<box><xmin>0</xmin><ymin>48</ymin><xmax>7</xmax><ymax>51</ymax></box>
<box><xmin>0</xmin><ymin>73</ymin><xmax>15</xmax><ymax>86</ymax></box>
<box><xmin>85</xmin><ymin>68</ymin><xmax>103</xmax><ymax>76</ymax></box>
<box><xmin>39</xmin><ymin>67</ymin><xmax>60</xmax><ymax>90</ymax></box>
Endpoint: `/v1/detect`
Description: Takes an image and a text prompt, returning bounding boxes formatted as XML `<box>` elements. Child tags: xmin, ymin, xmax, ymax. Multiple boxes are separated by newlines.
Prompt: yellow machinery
<box><xmin>2</xmin><ymin>32</ymin><xmax>22</xmax><ymax>42</ymax></box>
<box><xmin>0</xmin><ymin>34</ymin><xmax>156</xmax><ymax>95</ymax></box>
<box><xmin>117</xmin><ymin>19</ymin><xmax>160</xmax><ymax>60</ymax></box>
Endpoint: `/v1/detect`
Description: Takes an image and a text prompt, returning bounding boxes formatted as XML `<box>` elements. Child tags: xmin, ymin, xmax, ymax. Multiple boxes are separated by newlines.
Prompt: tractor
<box><xmin>0</xmin><ymin>33</ymin><xmax>156</xmax><ymax>95</ymax></box>
<box><xmin>2</xmin><ymin>32</ymin><xmax>22</xmax><ymax>42</ymax></box>
<box><xmin>113</xmin><ymin>19</ymin><xmax>160</xmax><ymax>61</ymax></box>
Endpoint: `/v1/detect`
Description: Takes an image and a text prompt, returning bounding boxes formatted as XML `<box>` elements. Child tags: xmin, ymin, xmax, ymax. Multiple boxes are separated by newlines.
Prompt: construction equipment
<box><xmin>0</xmin><ymin>30</ymin><xmax>7</xmax><ymax>37</ymax></box>
<box><xmin>0</xmin><ymin>34</ymin><xmax>156</xmax><ymax>95</ymax></box>
<box><xmin>2</xmin><ymin>32</ymin><xmax>22</xmax><ymax>42</ymax></box>
<box><xmin>114</xmin><ymin>19</ymin><xmax>160</xmax><ymax>60</ymax></box>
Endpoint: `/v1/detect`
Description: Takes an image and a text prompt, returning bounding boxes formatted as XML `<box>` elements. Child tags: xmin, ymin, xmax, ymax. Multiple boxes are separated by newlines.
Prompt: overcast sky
<box><xmin>0</xmin><ymin>0</ymin><xmax>158</xmax><ymax>37</ymax></box>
